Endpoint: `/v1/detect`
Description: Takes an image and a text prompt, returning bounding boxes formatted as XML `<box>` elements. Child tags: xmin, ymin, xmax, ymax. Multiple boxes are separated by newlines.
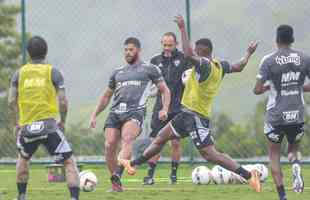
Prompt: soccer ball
<box><xmin>211</xmin><ymin>165</ymin><xmax>232</xmax><ymax>184</ymax></box>
<box><xmin>192</xmin><ymin>166</ymin><xmax>211</xmax><ymax>184</ymax></box>
<box><xmin>79</xmin><ymin>171</ymin><xmax>98</xmax><ymax>192</ymax></box>
<box><xmin>181</xmin><ymin>69</ymin><xmax>193</xmax><ymax>85</ymax></box>
<box><xmin>254</xmin><ymin>164</ymin><xmax>268</xmax><ymax>182</ymax></box>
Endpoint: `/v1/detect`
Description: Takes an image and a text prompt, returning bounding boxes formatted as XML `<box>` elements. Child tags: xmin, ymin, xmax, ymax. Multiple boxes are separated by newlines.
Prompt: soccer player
<box><xmin>254</xmin><ymin>25</ymin><xmax>308</xmax><ymax>200</ymax></box>
<box><xmin>143</xmin><ymin>32</ymin><xmax>190</xmax><ymax>185</ymax></box>
<box><xmin>89</xmin><ymin>37</ymin><xmax>171</xmax><ymax>192</ymax></box>
<box><xmin>120</xmin><ymin>15</ymin><xmax>262</xmax><ymax>192</ymax></box>
<box><xmin>8</xmin><ymin>36</ymin><xmax>80</xmax><ymax>200</ymax></box>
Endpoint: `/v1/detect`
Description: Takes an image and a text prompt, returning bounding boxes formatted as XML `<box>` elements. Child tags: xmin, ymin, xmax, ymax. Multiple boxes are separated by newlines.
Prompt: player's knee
<box><xmin>122</xmin><ymin>136</ymin><xmax>135</xmax><ymax>146</ymax></box>
<box><xmin>105</xmin><ymin>140</ymin><xmax>117</xmax><ymax>152</ymax></box>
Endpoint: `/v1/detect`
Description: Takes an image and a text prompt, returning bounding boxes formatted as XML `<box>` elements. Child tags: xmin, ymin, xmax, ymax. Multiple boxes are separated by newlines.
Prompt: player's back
<box><xmin>262</xmin><ymin>48</ymin><xmax>310</xmax><ymax>125</ymax></box>
<box><xmin>18</xmin><ymin>63</ymin><xmax>58</xmax><ymax>126</ymax></box>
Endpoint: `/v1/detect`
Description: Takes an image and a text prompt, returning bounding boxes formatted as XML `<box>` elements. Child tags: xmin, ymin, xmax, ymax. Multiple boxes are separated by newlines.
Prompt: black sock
<box><xmin>171</xmin><ymin>161</ymin><xmax>179</xmax><ymax>177</ymax></box>
<box><xmin>131</xmin><ymin>155</ymin><xmax>148</xmax><ymax>166</ymax></box>
<box><xmin>147</xmin><ymin>162</ymin><xmax>157</xmax><ymax>178</ymax></box>
<box><xmin>235</xmin><ymin>167</ymin><xmax>251</xmax><ymax>180</ymax></box>
<box><xmin>114</xmin><ymin>165</ymin><xmax>124</xmax><ymax>178</ymax></box>
<box><xmin>276</xmin><ymin>185</ymin><xmax>286</xmax><ymax>200</ymax></box>
<box><xmin>17</xmin><ymin>182</ymin><xmax>27</xmax><ymax>195</ymax></box>
<box><xmin>69</xmin><ymin>186</ymin><xmax>79</xmax><ymax>200</ymax></box>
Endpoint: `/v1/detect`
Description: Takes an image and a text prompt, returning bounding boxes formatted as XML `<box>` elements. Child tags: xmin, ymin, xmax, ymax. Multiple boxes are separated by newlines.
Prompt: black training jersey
<box><xmin>108</xmin><ymin>61</ymin><xmax>163</xmax><ymax>113</ymax></box>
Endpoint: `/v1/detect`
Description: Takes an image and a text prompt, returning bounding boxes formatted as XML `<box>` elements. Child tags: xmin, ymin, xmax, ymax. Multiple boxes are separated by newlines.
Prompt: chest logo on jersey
<box><xmin>282</xmin><ymin>110</ymin><xmax>299</xmax><ymax>123</ymax></box>
<box><xmin>174</xmin><ymin>60</ymin><xmax>180</xmax><ymax>66</ymax></box>
<box><xmin>276</xmin><ymin>53</ymin><xmax>301</xmax><ymax>66</ymax></box>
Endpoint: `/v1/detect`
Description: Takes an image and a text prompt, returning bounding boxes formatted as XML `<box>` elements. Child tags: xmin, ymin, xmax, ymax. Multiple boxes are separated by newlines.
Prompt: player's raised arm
<box><xmin>230</xmin><ymin>41</ymin><xmax>258</xmax><ymax>73</ymax></box>
<box><xmin>174</xmin><ymin>15</ymin><xmax>200</xmax><ymax>64</ymax></box>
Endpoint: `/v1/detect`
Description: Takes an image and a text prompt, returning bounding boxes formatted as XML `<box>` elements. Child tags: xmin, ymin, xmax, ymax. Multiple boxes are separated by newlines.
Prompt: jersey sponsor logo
<box><xmin>282</xmin><ymin>110</ymin><xmax>299</xmax><ymax>122</ymax></box>
<box><xmin>23</xmin><ymin>78</ymin><xmax>46</xmax><ymax>88</ymax></box>
<box><xmin>276</xmin><ymin>53</ymin><xmax>301</xmax><ymax>66</ymax></box>
<box><xmin>281</xmin><ymin>71</ymin><xmax>301</xmax><ymax>83</ymax></box>
<box><xmin>116</xmin><ymin>80</ymin><xmax>142</xmax><ymax>88</ymax></box>
<box><xmin>174</xmin><ymin>59</ymin><xmax>180</xmax><ymax>66</ymax></box>
<box><xmin>281</xmin><ymin>89</ymin><xmax>299</xmax><ymax>96</ymax></box>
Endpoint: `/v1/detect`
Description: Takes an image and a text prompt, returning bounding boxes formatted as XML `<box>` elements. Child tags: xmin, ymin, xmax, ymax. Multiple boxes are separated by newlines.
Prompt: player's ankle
<box><xmin>276</xmin><ymin>185</ymin><xmax>286</xmax><ymax>200</ymax></box>
<box><xmin>68</xmin><ymin>186</ymin><xmax>79</xmax><ymax>200</ymax></box>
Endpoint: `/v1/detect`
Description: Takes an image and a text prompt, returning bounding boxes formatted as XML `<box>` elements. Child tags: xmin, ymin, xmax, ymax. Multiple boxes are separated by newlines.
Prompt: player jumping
<box><xmin>254</xmin><ymin>25</ymin><xmax>309</xmax><ymax>200</ymax></box>
<box><xmin>120</xmin><ymin>15</ymin><xmax>262</xmax><ymax>192</ymax></box>
<box><xmin>89</xmin><ymin>37</ymin><xmax>171</xmax><ymax>192</ymax></box>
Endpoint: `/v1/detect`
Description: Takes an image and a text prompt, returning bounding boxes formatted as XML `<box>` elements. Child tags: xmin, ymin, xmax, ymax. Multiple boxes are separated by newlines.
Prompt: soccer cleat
<box><xmin>292</xmin><ymin>163</ymin><xmax>304</xmax><ymax>193</ymax></box>
<box><xmin>107</xmin><ymin>174</ymin><xmax>123</xmax><ymax>192</ymax></box>
<box><xmin>249</xmin><ymin>169</ymin><xmax>262</xmax><ymax>192</ymax></box>
<box><xmin>143</xmin><ymin>176</ymin><xmax>155</xmax><ymax>185</ymax></box>
<box><xmin>170</xmin><ymin>175</ymin><xmax>177</xmax><ymax>184</ymax></box>
<box><xmin>119</xmin><ymin>159</ymin><xmax>136</xmax><ymax>175</ymax></box>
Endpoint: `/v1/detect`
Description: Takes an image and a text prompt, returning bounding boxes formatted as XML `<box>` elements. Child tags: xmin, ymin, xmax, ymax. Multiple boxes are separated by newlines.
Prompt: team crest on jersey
<box><xmin>174</xmin><ymin>60</ymin><xmax>180</xmax><ymax>66</ymax></box>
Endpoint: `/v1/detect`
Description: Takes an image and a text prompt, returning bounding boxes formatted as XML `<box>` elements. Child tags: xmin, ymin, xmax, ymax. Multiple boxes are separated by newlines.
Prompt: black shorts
<box><xmin>150</xmin><ymin>111</ymin><xmax>179</xmax><ymax>138</ymax></box>
<box><xmin>16</xmin><ymin>121</ymin><xmax>73</xmax><ymax>163</ymax></box>
<box><xmin>264</xmin><ymin>122</ymin><xmax>304</xmax><ymax>144</ymax></box>
<box><xmin>104</xmin><ymin>109</ymin><xmax>145</xmax><ymax>130</ymax></box>
<box><xmin>170</xmin><ymin>110</ymin><xmax>214</xmax><ymax>149</ymax></box>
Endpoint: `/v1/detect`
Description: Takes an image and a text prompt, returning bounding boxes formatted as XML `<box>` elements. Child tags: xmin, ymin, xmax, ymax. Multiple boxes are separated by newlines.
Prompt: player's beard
<box><xmin>126</xmin><ymin>53</ymin><xmax>139</xmax><ymax>64</ymax></box>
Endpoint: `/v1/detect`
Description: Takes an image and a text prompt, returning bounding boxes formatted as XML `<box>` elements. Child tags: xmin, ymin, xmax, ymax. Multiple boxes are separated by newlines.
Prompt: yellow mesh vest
<box><xmin>181</xmin><ymin>59</ymin><xmax>223</xmax><ymax>118</ymax></box>
<box><xmin>18</xmin><ymin>63</ymin><xmax>58</xmax><ymax>126</ymax></box>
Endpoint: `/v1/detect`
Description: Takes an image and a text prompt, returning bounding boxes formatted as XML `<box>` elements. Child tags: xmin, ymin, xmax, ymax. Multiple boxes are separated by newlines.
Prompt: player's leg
<box><xmin>16</xmin><ymin>133</ymin><xmax>40</xmax><ymax>200</ymax></box>
<box><xmin>16</xmin><ymin>155</ymin><xmax>30</xmax><ymax>200</ymax></box>
<box><xmin>286</xmin><ymin>124</ymin><xmax>304</xmax><ymax>193</ymax></box>
<box><xmin>143</xmin><ymin>137</ymin><xmax>160</xmax><ymax>185</ymax></box>
<box><xmin>189</xmin><ymin>114</ymin><xmax>261</xmax><ymax>192</ymax></box>
<box><xmin>169</xmin><ymin>138</ymin><xmax>181</xmax><ymax>184</ymax></box>
<box><xmin>45</xmin><ymin>129</ymin><xmax>80</xmax><ymax>200</ymax></box>
<box><xmin>268</xmin><ymin>141</ymin><xmax>287</xmax><ymax>200</ymax></box>
<box><xmin>143</xmin><ymin>116</ymin><xmax>164</xmax><ymax>185</ymax></box>
<box><xmin>120</xmin><ymin>123</ymin><xmax>177</xmax><ymax>174</ymax></box>
<box><xmin>104</xmin><ymin>128</ymin><xmax>121</xmax><ymax>175</ymax></box>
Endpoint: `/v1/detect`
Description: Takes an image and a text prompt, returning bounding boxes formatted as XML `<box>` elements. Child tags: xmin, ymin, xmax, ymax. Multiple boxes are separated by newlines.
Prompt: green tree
<box><xmin>0</xmin><ymin>1</ymin><xmax>22</xmax><ymax>157</ymax></box>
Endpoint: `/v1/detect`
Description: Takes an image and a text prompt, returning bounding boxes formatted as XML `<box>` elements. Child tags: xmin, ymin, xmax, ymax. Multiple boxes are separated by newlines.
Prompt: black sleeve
<box><xmin>108</xmin><ymin>70</ymin><xmax>118</xmax><ymax>90</ymax></box>
<box><xmin>150</xmin><ymin>56</ymin><xmax>158</xmax><ymax>66</ymax></box>
<box><xmin>51</xmin><ymin>68</ymin><xmax>65</xmax><ymax>90</ymax></box>
<box><xmin>148</xmin><ymin>64</ymin><xmax>164</xmax><ymax>84</ymax></box>
<box><xmin>220</xmin><ymin>60</ymin><xmax>232</xmax><ymax>77</ymax></box>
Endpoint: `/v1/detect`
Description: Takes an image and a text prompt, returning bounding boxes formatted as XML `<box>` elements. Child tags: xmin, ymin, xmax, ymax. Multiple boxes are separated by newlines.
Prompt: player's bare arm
<box><xmin>90</xmin><ymin>87</ymin><xmax>114</xmax><ymax>128</ymax></box>
<box><xmin>8</xmin><ymin>85</ymin><xmax>18</xmax><ymax>127</ymax></box>
<box><xmin>253</xmin><ymin>79</ymin><xmax>270</xmax><ymax>95</ymax></box>
<box><xmin>303</xmin><ymin>83</ymin><xmax>310</xmax><ymax>92</ymax></box>
<box><xmin>174</xmin><ymin>15</ymin><xmax>201</xmax><ymax>65</ymax></box>
<box><xmin>156</xmin><ymin>80</ymin><xmax>171</xmax><ymax>121</ymax></box>
<box><xmin>230</xmin><ymin>41</ymin><xmax>258</xmax><ymax>73</ymax></box>
<box><xmin>57</xmin><ymin>88</ymin><xmax>68</xmax><ymax>129</ymax></box>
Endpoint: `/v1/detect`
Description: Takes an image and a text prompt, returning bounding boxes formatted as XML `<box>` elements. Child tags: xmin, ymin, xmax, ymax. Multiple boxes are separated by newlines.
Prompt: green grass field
<box><xmin>0</xmin><ymin>164</ymin><xmax>309</xmax><ymax>200</ymax></box>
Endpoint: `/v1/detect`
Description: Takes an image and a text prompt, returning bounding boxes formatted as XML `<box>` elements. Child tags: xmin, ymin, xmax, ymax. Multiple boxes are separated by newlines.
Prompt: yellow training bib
<box><xmin>18</xmin><ymin>63</ymin><xmax>58</xmax><ymax>125</ymax></box>
<box><xmin>182</xmin><ymin>58</ymin><xmax>223</xmax><ymax>118</ymax></box>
